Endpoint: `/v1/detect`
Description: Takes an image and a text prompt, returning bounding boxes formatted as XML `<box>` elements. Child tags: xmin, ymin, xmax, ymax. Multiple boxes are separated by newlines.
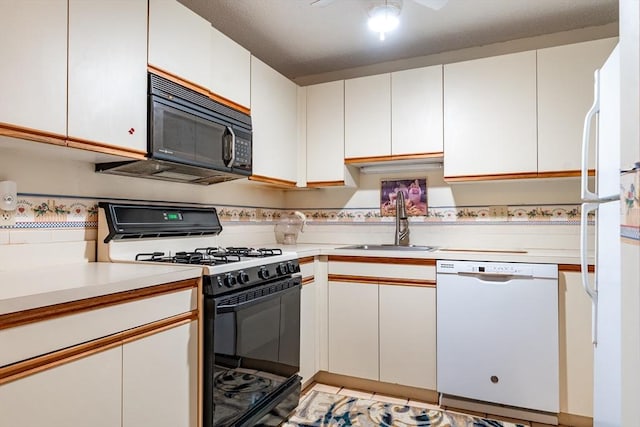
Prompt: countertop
<box><xmin>0</xmin><ymin>262</ymin><xmax>203</xmax><ymax>316</ymax></box>
<box><xmin>276</xmin><ymin>243</ymin><xmax>585</xmax><ymax>265</ymax></box>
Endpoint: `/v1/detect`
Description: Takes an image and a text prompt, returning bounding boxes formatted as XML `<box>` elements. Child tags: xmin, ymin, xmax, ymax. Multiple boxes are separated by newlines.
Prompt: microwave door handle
<box><xmin>581</xmin><ymin>69</ymin><xmax>600</xmax><ymax>201</ymax></box>
<box><xmin>225</xmin><ymin>126</ymin><xmax>236</xmax><ymax>168</ymax></box>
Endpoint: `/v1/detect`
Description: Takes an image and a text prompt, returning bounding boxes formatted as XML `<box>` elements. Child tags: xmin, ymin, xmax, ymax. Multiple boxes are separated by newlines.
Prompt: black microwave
<box><xmin>96</xmin><ymin>73</ymin><xmax>252</xmax><ymax>185</ymax></box>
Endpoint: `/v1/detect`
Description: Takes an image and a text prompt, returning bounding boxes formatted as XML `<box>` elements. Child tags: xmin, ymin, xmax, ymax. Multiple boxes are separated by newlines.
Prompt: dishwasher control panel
<box><xmin>437</xmin><ymin>260</ymin><xmax>557</xmax><ymax>279</ymax></box>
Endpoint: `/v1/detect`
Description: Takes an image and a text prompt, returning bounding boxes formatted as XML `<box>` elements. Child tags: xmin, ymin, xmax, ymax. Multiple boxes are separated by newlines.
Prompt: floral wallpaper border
<box><xmin>0</xmin><ymin>195</ymin><xmax>595</xmax><ymax>230</ymax></box>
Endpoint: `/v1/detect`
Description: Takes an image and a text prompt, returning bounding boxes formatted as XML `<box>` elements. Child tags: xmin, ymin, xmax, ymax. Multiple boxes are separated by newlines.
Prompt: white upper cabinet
<box><xmin>306</xmin><ymin>81</ymin><xmax>346</xmax><ymax>184</ymax></box>
<box><xmin>444</xmin><ymin>51</ymin><xmax>538</xmax><ymax>178</ymax></box>
<box><xmin>250</xmin><ymin>56</ymin><xmax>298</xmax><ymax>184</ymax></box>
<box><xmin>391</xmin><ymin>65</ymin><xmax>444</xmax><ymax>156</ymax></box>
<box><xmin>148</xmin><ymin>0</ymin><xmax>211</xmax><ymax>88</ymax></box>
<box><xmin>537</xmin><ymin>38</ymin><xmax>618</xmax><ymax>173</ymax></box>
<box><xmin>68</xmin><ymin>0</ymin><xmax>147</xmax><ymax>153</ymax></box>
<box><xmin>345</xmin><ymin>74</ymin><xmax>391</xmax><ymax>159</ymax></box>
<box><xmin>210</xmin><ymin>26</ymin><xmax>251</xmax><ymax>109</ymax></box>
<box><xmin>0</xmin><ymin>0</ymin><xmax>67</xmax><ymax>136</ymax></box>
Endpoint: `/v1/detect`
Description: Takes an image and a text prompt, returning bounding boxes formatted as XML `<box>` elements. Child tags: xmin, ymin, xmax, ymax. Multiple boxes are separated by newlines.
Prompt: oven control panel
<box><xmin>204</xmin><ymin>258</ymin><xmax>300</xmax><ymax>296</ymax></box>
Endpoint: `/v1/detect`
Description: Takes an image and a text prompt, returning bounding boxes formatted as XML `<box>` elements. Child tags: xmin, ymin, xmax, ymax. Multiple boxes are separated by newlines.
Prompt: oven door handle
<box><xmin>216</xmin><ymin>283</ymin><xmax>300</xmax><ymax>314</ymax></box>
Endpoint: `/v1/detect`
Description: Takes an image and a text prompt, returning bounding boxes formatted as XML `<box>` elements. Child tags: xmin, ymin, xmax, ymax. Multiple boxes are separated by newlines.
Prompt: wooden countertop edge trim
<box><xmin>0</xmin><ymin>278</ymin><xmax>199</xmax><ymax>331</ymax></box>
<box><xmin>249</xmin><ymin>175</ymin><xmax>297</xmax><ymax>187</ymax></box>
<box><xmin>302</xmin><ymin>276</ymin><xmax>314</xmax><ymax>286</ymax></box>
<box><xmin>345</xmin><ymin>152</ymin><xmax>443</xmax><ymax>164</ymax></box>
<box><xmin>329</xmin><ymin>274</ymin><xmax>435</xmax><ymax>287</ymax></box>
<box><xmin>298</xmin><ymin>256</ymin><xmax>315</xmax><ymax>264</ymax></box>
<box><xmin>0</xmin><ymin>311</ymin><xmax>197</xmax><ymax>385</ymax></box>
<box><xmin>328</xmin><ymin>255</ymin><xmax>436</xmax><ymax>266</ymax></box>
<box><xmin>147</xmin><ymin>65</ymin><xmax>250</xmax><ymax>115</ymax></box>
<box><xmin>559</xmin><ymin>264</ymin><xmax>595</xmax><ymax>273</ymax></box>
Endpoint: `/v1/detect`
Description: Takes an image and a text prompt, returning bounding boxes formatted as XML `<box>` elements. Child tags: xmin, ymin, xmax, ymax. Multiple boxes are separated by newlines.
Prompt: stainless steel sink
<box><xmin>338</xmin><ymin>244</ymin><xmax>438</xmax><ymax>252</ymax></box>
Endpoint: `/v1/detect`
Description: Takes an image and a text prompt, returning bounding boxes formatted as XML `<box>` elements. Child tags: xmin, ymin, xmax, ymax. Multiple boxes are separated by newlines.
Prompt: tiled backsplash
<box><xmin>0</xmin><ymin>195</ymin><xmax>591</xmax><ymax>235</ymax></box>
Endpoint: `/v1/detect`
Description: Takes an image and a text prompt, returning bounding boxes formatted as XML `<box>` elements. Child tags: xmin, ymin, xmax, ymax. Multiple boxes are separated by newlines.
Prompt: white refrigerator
<box><xmin>581</xmin><ymin>42</ymin><xmax>640</xmax><ymax>426</ymax></box>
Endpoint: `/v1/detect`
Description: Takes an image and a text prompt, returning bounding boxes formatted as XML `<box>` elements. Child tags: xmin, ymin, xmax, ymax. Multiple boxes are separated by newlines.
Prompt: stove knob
<box><xmin>215</xmin><ymin>276</ymin><xmax>224</xmax><ymax>288</ymax></box>
<box><xmin>223</xmin><ymin>273</ymin><xmax>237</xmax><ymax>288</ymax></box>
<box><xmin>277</xmin><ymin>263</ymin><xmax>288</xmax><ymax>276</ymax></box>
<box><xmin>258</xmin><ymin>267</ymin><xmax>270</xmax><ymax>280</ymax></box>
<box><xmin>237</xmin><ymin>271</ymin><xmax>250</xmax><ymax>284</ymax></box>
<box><xmin>286</xmin><ymin>262</ymin><xmax>297</xmax><ymax>274</ymax></box>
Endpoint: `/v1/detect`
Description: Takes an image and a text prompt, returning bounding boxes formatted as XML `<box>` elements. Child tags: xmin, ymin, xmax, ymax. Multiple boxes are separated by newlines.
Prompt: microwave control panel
<box><xmin>234</xmin><ymin>137</ymin><xmax>252</xmax><ymax>167</ymax></box>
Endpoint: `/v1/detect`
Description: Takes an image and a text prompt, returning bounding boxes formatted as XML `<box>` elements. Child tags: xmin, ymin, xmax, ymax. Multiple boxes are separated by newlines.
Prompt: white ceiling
<box><xmin>179</xmin><ymin>0</ymin><xmax>618</xmax><ymax>83</ymax></box>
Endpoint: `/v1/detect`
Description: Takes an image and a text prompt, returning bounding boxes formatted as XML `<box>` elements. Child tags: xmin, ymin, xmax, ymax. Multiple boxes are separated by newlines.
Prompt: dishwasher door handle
<box><xmin>457</xmin><ymin>272</ymin><xmax>533</xmax><ymax>282</ymax></box>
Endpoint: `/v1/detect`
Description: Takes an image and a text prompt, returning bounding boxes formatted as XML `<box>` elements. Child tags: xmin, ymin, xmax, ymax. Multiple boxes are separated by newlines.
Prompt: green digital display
<box><xmin>165</xmin><ymin>212</ymin><xmax>182</xmax><ymax>221</ymax></box>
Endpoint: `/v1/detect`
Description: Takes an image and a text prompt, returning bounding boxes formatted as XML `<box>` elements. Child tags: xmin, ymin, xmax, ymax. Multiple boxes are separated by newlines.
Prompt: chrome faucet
<box><xmin>395</xmin><ymin>191</ymin><xmax>410</xmax><ymax>246</ymax></box>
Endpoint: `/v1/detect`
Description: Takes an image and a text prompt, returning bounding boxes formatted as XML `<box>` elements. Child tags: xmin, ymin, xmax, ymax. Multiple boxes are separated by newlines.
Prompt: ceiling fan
<box><xmin>310</xmin><ymin>0</ymin><xmax>449</xmax><ymax>40</ymax></box>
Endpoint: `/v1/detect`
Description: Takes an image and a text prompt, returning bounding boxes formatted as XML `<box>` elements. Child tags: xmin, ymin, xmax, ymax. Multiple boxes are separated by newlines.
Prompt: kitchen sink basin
<box><xmin>338</xmin><ymin>244</ymin><xmax>438</xmax><ymax>252</ymax></box>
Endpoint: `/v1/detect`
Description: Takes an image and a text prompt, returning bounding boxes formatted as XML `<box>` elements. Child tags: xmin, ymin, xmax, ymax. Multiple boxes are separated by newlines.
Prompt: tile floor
<box><xmin>300</xmin><ymin>383</ymin><xmax>572</xmax><ymax>427</ymax></box>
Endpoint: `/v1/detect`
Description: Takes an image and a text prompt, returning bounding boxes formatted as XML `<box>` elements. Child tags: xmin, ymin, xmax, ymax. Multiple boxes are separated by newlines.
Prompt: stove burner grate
<box><xmin>224</xmin><ymin>247</ymin><xmax>283</xmax><ymax>258</ymax></box>
<box><xmin>134</xmin><ymin>247</ymin><xmax>284</xmax><ymax>265</ymax></box>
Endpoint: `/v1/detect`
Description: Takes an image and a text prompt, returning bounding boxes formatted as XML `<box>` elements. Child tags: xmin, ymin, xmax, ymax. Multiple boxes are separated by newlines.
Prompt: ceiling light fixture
<box><xmin>367</xmin><ymin>1</ymin><xmax>401</xmax><ymax>41</ymax></box>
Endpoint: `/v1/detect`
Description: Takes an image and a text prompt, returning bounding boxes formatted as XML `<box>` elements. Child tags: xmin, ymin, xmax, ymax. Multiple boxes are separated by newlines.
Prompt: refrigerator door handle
<box><xmin>580</xmin><ymin>202</ymin><xmax>599</xmax><ymax>345</ymax></box>
<box><xmin>581</xmin><ymin>70</ymin><xmax>600</xmax><ymax>202</ymax></box>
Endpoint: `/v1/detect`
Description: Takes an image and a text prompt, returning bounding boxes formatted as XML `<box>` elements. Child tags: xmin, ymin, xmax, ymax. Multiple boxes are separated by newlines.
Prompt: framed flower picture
<box><xmin>380</xmin><ymin>178</ymin><xmax>427</xmax><ymax>217</ymax></box>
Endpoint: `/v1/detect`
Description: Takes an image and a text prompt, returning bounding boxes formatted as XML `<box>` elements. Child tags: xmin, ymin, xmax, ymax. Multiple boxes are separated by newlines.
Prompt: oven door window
<box><xmin>151</xmin><ymin>98</ymin><xmax>231</xmax><ymax>170</ymax></box>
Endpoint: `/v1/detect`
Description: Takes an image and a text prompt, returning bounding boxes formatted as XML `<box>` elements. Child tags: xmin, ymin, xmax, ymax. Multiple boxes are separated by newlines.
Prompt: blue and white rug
<box><xmin>283</xmin><ymin>390</ymin><xmax>527</xmax><ymax>427</ymax></box>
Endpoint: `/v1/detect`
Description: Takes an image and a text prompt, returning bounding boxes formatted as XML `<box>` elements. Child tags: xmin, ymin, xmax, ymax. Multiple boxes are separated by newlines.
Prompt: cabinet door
<box><xmin>0</xmin><ymin>0</ymin><xmax>66</xmax><ymax>136</ymax></box>
<box><xmin>68</xmin><ymin>0</ymin><xmax>147</xmax><ymax>152</ymax></box>
<box><xmin>250</xmin><ymin>56</ymin><xmax>298</xmax><ymax>184</ymax></box>
<box><xmin>210</xmin><ymin>26</ymin><xmax>251</xmax><ymax>108</ymax></box>
<box><xmin>559</xmin><ymin>271</ymin><xmax>594</xmax><ymax>417</ymax></box>
<box><xmin>379</xmin><ymin>285</ymin><xmax>436</xmax><ymax>390</ymax></box>
<box><xmin>345</xmin><ymin>74</ymin><xmax>391</xmax><ymax>159</ymax></box>
<box><xmin>391</xmin><ymin>65</ymin><xmax>443</xmax><ymax>156</ymax></box>
<box><xmin>0</xmin><ymin>347</ymin><xmax>122</xmax><ymax>427</ymax></box>
<box><xmin>328</xmin><ymin>281</ymin><xmax>378</xmax><ymax>380</ymax></box>
<box><xmin>148</xmin><ymin>0</ymin><xmax>211</xmax><ymax>88</ymax></box>
<box><xmin>122</xmin><ymin>321</ymin><xmax>198</xmax><ymax>427</ymax></box>
<box><xmin>300</xmin><ymin>281</ymin><xmax>318</xmax><ymax>385</ymax></box>
<box><xmin>306</xmin><ymin>81</ymin><xmax>346</xmax><ymax>184</ymax></box>
<box><xmin>444</xmin><ymin>51</ymin><xmax>537</xmax><ymax>178</ymax></box>
<box><xmin>537</xmin><ymin>38</ymin><xmax>618</xmax><ymax>173</ymax></box>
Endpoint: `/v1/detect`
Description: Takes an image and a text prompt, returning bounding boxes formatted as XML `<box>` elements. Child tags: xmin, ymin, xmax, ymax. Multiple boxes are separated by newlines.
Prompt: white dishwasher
<box><xmin>436</xmin><ymin>260</ymin><xmax>559</xmax><ymax>415</ymax></box>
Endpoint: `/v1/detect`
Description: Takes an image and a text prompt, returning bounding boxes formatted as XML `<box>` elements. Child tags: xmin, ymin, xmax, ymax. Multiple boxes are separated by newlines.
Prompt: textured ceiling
<box><xmin>179</xmin><ymin>0</ymin><xmax>618</xmax><ymax>81</ymax></box>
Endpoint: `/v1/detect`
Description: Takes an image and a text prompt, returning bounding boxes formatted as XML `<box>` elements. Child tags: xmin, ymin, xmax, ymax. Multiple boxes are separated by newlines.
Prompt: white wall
<box><xmin>0</xmin><ymin>136</ymin><xmax>285</xmax><ymax>208</ymax></box>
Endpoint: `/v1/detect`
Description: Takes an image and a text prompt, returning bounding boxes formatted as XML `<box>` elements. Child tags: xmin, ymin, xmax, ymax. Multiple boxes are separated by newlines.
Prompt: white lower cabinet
<box><xmin>379</xmin><ymin>285</ymin><xmax>436</xmax><ymax>390</ymax></box>
<box><xmin>0</xmin><ymin>347</ymin><xmax>123</xmax><ymax>427</ymax></box>
<box><xmin>300</xmin><ymin>280</ymin><xmax>317</xmax><ymax>384</ymax></box>
<box><xmin>123</xmin><ymin>321</ymin><xmax>198</xmax><ymax>427</ymax></box>
<box><xmin>559</xmin><ymin>271</ymin><xmax>595</xmax><ymax>418</ymax></box>
<box><xmin>328</xmin><ymin>281</ymin><xmax>379</xmax><ymax>380</ymax></box>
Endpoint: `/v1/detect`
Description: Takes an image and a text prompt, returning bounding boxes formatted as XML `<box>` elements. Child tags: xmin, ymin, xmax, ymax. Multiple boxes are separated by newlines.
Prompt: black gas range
<box><xmin>99</xmin><ymin>203</ymin><xmax>302</xmax><ymax>427</ymax></box>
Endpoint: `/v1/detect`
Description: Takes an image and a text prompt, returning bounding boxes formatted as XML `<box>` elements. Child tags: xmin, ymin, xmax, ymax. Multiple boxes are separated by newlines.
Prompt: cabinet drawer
<box><xmin>328</xmin><ymin>261</ymin><xmax>435</xmax><ymax>281</ymax></box>
<box><xmin>0</xmin><ymin>288</ymin><xmax>196</xmax><ymax>367</ymax></box>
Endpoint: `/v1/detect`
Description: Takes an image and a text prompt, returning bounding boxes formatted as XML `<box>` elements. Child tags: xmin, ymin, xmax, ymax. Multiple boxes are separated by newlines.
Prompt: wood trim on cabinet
<box><xmin>302</xmin><ymin>276</ymin><xmax>315</xmax><ymax>286</ymax></box>
<box><xmin>328</xmin><ymin>255</ymin><xmax>436</xmax><ymax>266</ymax></box>
<box><xmin>0</xmin><ymin>122</ymin><xmax>67</xmax><ymax>146</ymax></box>
<box><xmin>559</xmin><ymin>264</ymin><xmax>595</xmax><ymax>273</ymax></box>
<box><xmin>306</xmin><ymin>180</ymin><xmax>346</xmax><ymax>188</ymax></box>
<box><xmin>147</xmin><ymin>64</ymin><xmax>250</xmax><ymax>115</ymax></box>
<box><xmin>344</xmin><ymin>152</ymin><xmax>443</xmax><ymax>164</ymax></box>
<box><xmin>0</xmin><ymin>311</ymin><xmax>197</xmax><ymax>386</ymax></box>
<box><xmin>445</xmin><ymin>169</ymin><xmax>595</xmax><ymax>182</ymax></box>
<box><xmin>0</xmin><ymin>278</ymin><xmax>199</xmax><ymax>331</ymax></box>
<box><xmin>298</xmin><ymin>256</ymin><xmax>315</xmax><ymax>265</ymax></box>
<box><xmin>66</xmin><ymin>136</ymin><xmax>146</xmax><ymax>159</ymax></box>
<box><xmin>249</xmin><ymin>175</ymin><xmax>297</xmax><ymax>187</ymax></box>
<box><xmin>329</xmin><ymin>274</ymin><xmax>435</xmax><ymax>288</ymax></box>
